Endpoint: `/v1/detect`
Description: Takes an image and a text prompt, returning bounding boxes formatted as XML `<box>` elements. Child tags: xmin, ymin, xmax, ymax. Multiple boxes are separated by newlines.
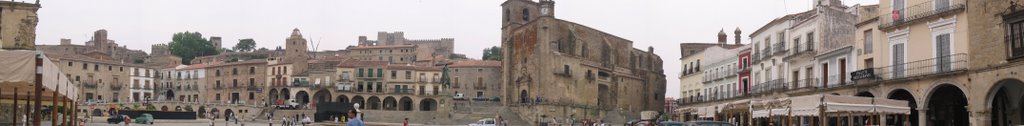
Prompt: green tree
<box><xmin>449</xmin><ymin>53</ymin><xmax>468</xmax><ymax>60</ymax></box>
<box><xmin>168</xmin><ymin>31</ymin><xmax>219</xmax><ymax>64</ymax></box>
<box><xmin>258</xmin><ymin>47</ymin><xmax>269</xmax><ymax>51</ymax></box>
<box><xmin>234</xmin><ymin>38</ymin><xmax>257</xmax><ymax>52</ymax></box>
<box><xmin>482</xmin><ymin>46</ymin><xmax>502</xmax><ymax>61</ymax></box>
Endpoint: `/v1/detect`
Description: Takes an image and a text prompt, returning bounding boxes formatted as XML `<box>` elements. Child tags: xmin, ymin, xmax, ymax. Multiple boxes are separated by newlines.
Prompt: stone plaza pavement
<box><xmin>78</xmin><ymin>119</ymin><xmax>464</xmax><ymax>126</ymax></box>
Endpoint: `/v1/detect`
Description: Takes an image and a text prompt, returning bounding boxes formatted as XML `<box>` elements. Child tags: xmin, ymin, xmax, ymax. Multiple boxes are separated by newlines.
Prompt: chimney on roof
<box><xmin>718</xmin><ymin>29</ymin><xmax>727</xmax><ymax>45</ymax></box>
<box><xmin>734</xmin><ymin>27</ymin><xmax>742</xmax><ymax>45</ymax></box>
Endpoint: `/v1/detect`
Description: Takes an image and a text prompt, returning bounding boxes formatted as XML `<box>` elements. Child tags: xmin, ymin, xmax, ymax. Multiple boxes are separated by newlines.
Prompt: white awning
<box><xmin>790</xmin><ymin>95</ymin><xmax>823</xmax><ymax>116</ymax></box>
<box><xmin>873</xmin><ymin>98</ymin><xmax>911</xmax><ymax>114</ymax></box>
<box><xmin>0</xmin><ymin>50</ymin><xmax>79</xmax><ymax>102</ymax></box>
<box><xmin>824</xmin><ymin>95</ymin><xmax>874</xmax><ymax>113</ymax></box>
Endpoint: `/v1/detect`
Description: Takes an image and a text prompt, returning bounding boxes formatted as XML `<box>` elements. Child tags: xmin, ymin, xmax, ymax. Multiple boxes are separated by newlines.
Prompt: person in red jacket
<box><xmin>404</xmin><ymin>118</ymin><xmax>409</xmax><ymax>126</ymax></box>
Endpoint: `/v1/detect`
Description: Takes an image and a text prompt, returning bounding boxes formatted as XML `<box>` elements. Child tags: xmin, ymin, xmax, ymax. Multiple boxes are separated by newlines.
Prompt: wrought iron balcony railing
<box><xmin>83</xmin><ymin>82</ymin><xmax>98</xmax><ymax>89</ymax></box>
<box><xmin>247</xmin><ymin>86</ymin><xmax>262</xmax><ymax>91</ymax></box>
<box><xmin>790</xmin><ymin>78</ymin><xmax>820</xmax><ymax>89</ymax></box>
<box><xmin>752</xmin><ymin>53</ymin><xmax>761</xmax><ymax>62</ymax></box>
<box><xmin>392</xmin><ymin>89</ymin><xmax>415</xmax><ymax>94</ymax></box>
<box><xmin>787</xmin><ymin>42</ymin><xmax>815</xmax><ymax>58</ymax></box>
<box><xmin>761</xmin><ymin>49</ymin><xmax>772</xmax><ymax>59</ymax></box>
<box><xmin>110</xmin><ymin>85</ymin><xmax>123</xmax><ymax>90</ymax></box>
<box><xmin>879</xmin><ymin>0</ymin><xmax>966</xmax><ymax>29</ymax></box>
<box><xmin>773</xmin><ymin>42</ymin><xmax>787</xmax><ymax>54</ymax></box>
<box><xmin>871</xmin><ymin>53</ymin><xmax>968</xmax><ymax>81</ymax></box>
<box><xmin>750</xmin><ymin>79</ymin><xmax>787</xmax><ymax>94</ymax></box>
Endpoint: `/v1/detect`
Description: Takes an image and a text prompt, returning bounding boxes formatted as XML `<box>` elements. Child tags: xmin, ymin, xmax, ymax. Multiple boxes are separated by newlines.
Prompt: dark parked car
<box><xmin>472</xmin><ymin>97</ymin><xmax>491</xmax><ymax>101</ymax></box>
<box><xmin>489</xmin><ymin>96</ymin><xmax>501</xmax><ymax>101</ymax></box>
<box><xmin>682</xmin><ymin>120</ymin><xmax>735</xmax><ymax>126</ymax></box>
<box><xmin>660</xmin><ymin>121</ymin><xmax>685</xmax><ymax>126</ymax></box>
<box><xmin>107</xmin><ymin>115</ymin><xmax>126</xmax><ymax>124</ymax></box>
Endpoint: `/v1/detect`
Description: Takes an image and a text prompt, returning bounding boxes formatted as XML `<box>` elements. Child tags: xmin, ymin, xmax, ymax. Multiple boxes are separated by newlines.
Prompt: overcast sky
<box><xmin>34</xmin><ymin>0</ymin><xmax>877</xmax><ymax>98</ymax></box>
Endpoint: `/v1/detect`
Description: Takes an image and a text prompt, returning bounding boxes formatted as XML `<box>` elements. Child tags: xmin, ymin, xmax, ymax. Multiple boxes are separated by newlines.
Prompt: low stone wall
<box><xmin>360</xmin><ymin>109</ymin><xmax>450</xmax><ymax>124</ymax></box>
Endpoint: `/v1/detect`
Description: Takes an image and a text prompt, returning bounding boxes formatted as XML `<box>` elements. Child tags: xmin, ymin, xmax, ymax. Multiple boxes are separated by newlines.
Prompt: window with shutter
<box><xmin>1006</xmin><ymin>16</ymin><xmax>1024</xmax><ymax>60</ymax></box>
<box><xmin>893</xmin><ymin>43</ymin><xmax>905</xmax><ymax>78</ymax></box>
<box><xmin>936</xmin><ymin>34</ymin><xmax>951</xmax><ymax>72</ymax></box>
<box><xmin>864</xmin><ymin>30</ymin><xmax>873</xmax><ymax>54</ymax></box>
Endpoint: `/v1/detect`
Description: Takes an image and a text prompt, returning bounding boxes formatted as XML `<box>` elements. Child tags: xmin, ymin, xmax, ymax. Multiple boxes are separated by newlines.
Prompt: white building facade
<box><xmin>129</xmin><ymin>66</ymin><xmax>156</xmax><ymax>102</ymax></box>
<box><xmin>702</xmin><ymin>46</ymin><xmax>743</xmax><ymax>100</ymax></box>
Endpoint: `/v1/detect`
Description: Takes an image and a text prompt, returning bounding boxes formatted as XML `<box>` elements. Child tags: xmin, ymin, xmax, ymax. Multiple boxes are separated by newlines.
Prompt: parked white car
<box><xmin>469</xmin><ymin>118</ymin><xmax>496</xmax><ymax>126</ymax></box>
<box><xmin>454</xmin><ymin>93</ymin><xmax>465</xmax><ymax>100</ymax></box>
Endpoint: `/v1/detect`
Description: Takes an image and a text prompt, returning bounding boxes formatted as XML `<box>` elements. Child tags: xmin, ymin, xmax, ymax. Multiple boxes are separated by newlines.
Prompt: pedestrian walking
<box><xmin>346</xmin><ymin>109</ymin><xmax>364</xmax><ymax>126</ymax></box>
<box><xmin>403</xmin><ymin>118</ymin><xmax>408</xmax><ymax>126</ymax></box>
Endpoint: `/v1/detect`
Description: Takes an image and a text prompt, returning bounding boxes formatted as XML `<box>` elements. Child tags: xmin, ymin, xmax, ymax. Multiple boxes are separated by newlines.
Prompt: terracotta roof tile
<box><xmin>449</xmin><ymin>60</ymin><xmax>500</xmax><ymax>68</ymax></box>
<box><xmin>349</xmin><ymin>44</ymin><xmax>416</xmax><ymax>49</ymax></box>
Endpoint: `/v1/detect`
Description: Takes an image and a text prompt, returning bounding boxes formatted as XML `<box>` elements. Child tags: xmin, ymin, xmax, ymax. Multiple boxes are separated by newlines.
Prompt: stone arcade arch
<box><xmin>296</xmin><ymin>91</ymin><xmax>310</xmax><ymax>105</ymax></box>
<box><xmin>383</xmin><ymin>96</ymin><xmax>398</xmax><ymax>110</ymax></box>
<box><xmin>165</xmin><ymin>89</ymin><xmax>175</xmax><ymax>101</ymax></box>
<box><xmin>313</xmin><ymin>89</ymin><xmax>332</xmax><ymax>103</ymax></box>
<box><xmin>888</xmin><ymin>89</ymin><xmax>917</xmax><ymax>126</ymax></box>
<box><xmin>367</xmin><ymin>96</ymin><xmax>381</xmax><ymax>110</ymax></box>
<box><xmin>198</xmin><ymin>106</ymin><xmax>207</xmax><ymax>118</ymax></box>
<box><xmin>337</xmin><ymin>95</ymin><xmax>349</xmax><ymax>103</ymax></box>
<box><xmin>420</xmin><ymin>98</ymin><xmax>438</xmax><ymax>111</ymax></box>
<box><xmin>210</xmin><ymin>108</ymin><xmax>220</xmax><ymax>118</ymax></box>
<box><xmin>224</xmin><ymin>109</ymin><xmax>234</xmax><ymax>119</ymax></box>
<box><xmin>926</xmin><ymin>84</ymin><xmax>968</xmax><ymax>126</ymax></box>
<box><xmin>855</xmin><ymin>91</ymin><xmax>875</xmax><ymax>97</ymax></box>
<box><xmin>280</xmin><ymin>88</ymin><xmax>292</xmax><ymax>101</ymax></box>
<box><xmin>988</xmin><ymin>79</ymin><xmax>1024</xmax><ymax>126</ymax></box>
<box><xmin>269</xmin><ymin>89</ymin><xmax>279</xmax><ymax>103</ymax></box>
<box><xmin>352</xmin><ymin>96</ymin><xmax>365</xmax><ymax>109</ymax></box>
<box><xmin>91</xmin><ymin>109</ymin><xmax>103</xmax><ymax>116</ymax></box>
<box><xmin>400</xmin><ymin>97</ymin><xmax>414</xmax><ymax>111</ymax></box>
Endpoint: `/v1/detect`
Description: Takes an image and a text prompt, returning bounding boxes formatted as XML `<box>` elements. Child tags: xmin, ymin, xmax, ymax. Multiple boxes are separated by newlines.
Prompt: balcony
<box><xmin>870</xmin><ymin>53</ymin><xmax>968</xmax><ymax>81</ymax></box>
<box><xmin>473</xmin><ymin>86</ymin><xmax>487</xmax><ymax>90</ymax></box>
<box><xmin>786</xmin><ymin>42</ymin><xmax>816</xmax><ymax>59</ymax></box>
<box><xmin>752</xmin><ymin>53</ymin><xmax>761</xmax><ymax>62</ymax></box>
<box><xmin>213</xmin><ymin>85</ymin><xmax>224</xmax><ymax>90</ymax></box>
<box><xmin>83</xmin><ymin>82</ymin><xmax>98</xmax><ymax>89</ymax></box>
<box><xmin>392</xmin><ymin>89</ymin><xmax>414</xmax><ymax>94</ymax></box>
<box><xmin>773</xmin><ymin>42</ymin><xmax>787</xmax><ymax>54</ymax></box>
<box><xmin>751</xmin><ymin>79</ymin><xmax>787</xmax><ymax>94</ymax></box>
<box><xmin>247</xmin><ymin>86</ymin><xmax>262</xmax><ymax>91</ymax></box>
<box><xmin>879</xmin><ymin>0</ymin><xmax>966</xmax><ymax>30</ymax></box>
<box><xmin>110</xmin><ymin>85</ymin><xmax>123</xmax><ymax>90</ymax></box>
<box><xmin>824</xmin><ymin>75</ymin><xmax>854</xmax><ymax>88</ymax></box>
<box><xmin>790</xmin><ymin>78</ymin><xmax>820</xmax><ymax>89</ymax></box>
<box><xmin>760</xmin><ymin>49</ymin><xmax>772</xmax><ymax>59</ymax></box>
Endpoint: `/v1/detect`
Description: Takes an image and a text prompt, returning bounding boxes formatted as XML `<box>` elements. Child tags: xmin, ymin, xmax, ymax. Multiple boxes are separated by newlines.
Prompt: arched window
<box><xmin>522</xmin><ymin>8</ymin><xmax>530</xmax><ymax>21</ymax></box>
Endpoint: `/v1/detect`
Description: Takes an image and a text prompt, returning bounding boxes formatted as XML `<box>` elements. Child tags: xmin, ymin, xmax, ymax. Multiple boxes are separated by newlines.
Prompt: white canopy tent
<box><xmin>0</xmin><ymin>50</ymin><xmax>79</xmax><ymax>102</ymax></box>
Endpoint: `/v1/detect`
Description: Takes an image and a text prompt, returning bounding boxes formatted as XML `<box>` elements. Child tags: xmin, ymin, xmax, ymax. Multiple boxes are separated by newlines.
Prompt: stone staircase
<box><xmin>449</xmin><ymin>102</ymin><xmax>528</xmax><ymax>125</ymax></box>
<box><xmin>268</xmin><ymin>109</ymin><xmax>317</xmax><ymax>121</ymax></box>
